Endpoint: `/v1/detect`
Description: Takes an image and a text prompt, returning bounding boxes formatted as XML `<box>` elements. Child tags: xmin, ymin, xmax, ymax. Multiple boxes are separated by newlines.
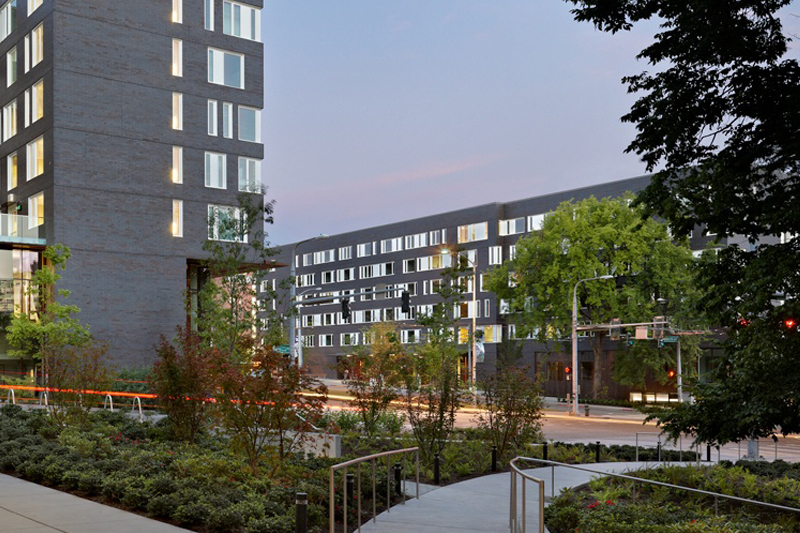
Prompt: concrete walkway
<box><xmin>0</xmin><ymin>474</ymin><xmax>193</xmax><ymax>533</ymax></box>
<box><xmin>359</xmin><ymin>461</ymin><xmax>697</xmax><ymax>533</ymax></box>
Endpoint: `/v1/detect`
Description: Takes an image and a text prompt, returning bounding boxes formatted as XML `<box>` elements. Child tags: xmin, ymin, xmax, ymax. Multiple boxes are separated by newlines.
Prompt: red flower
<box><xmin>605</xmin><ymin>500</ymin><xmax>615</xmax><ymax>505</ymax></box>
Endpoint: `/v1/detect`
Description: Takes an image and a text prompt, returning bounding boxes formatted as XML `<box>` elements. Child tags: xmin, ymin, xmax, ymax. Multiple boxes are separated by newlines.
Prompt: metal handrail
<box><xmin>509</xmin><ymin>457</ymin><xmax>545</xmax><ymax>533</ymax></box>
<box><xmin>102</xmin><ymin>394</ymin><xmax>114</xmax><ymax>411</ymax></box>
<box><xmin>329</xmin><ymin>447</ymin><xmax>420</xmax><ymax>533</ymax></box>
<box><xmin>132</xmin><ymin>396</ymin><xmax>143</xmax><ymax>422</ymax></box>
<box><xmin>510</xmin><ymin>456</ymin><xmax>800</xmax><ymax>532</ymax></box>
<box><xmin>6</xmin><ymin>388</ymin><xmax>14</xmax><ymax>405</ymax></box>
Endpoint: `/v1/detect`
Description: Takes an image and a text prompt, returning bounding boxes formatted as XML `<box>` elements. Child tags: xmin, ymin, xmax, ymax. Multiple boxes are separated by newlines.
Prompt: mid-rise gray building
<box><xmin>0</xmin><ymin>0</ymin><xmax>265</xmax><ymax>371</ymax></box>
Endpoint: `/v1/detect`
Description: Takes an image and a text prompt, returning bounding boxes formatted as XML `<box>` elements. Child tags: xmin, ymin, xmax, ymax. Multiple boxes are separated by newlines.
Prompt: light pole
<box><xmin>571</xmin><ymin>275</ymin><xmax>614</xmax><ymax>416</ymax></box>
<box><xmin>441</xmin><ymin>249</ymin><xmax>478</xmax><ymax>392</ymax></box>
<box><xmin>289</xmin><ymin>235</ymin><xmax>328</xmax><ymax>367</ymax></box>
<box><xmin>295</xmin><ymin>286</ymin><xmax>321</xmax><ymax>369</ymax></box>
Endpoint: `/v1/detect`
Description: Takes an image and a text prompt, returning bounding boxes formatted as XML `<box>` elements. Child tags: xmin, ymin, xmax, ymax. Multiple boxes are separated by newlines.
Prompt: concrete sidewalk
<box><xmin>358</xmin><ymin>461</ymin><xmax>697</xmax><ymax>533</ymax></box>
<box><xmin>0</xmin><ymin>474</ymin><xmax>193</xmax><ymax>533</ymax></box>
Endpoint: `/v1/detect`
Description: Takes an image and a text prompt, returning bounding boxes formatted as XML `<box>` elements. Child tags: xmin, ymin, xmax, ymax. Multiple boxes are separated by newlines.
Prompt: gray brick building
<box><xmin>0</xmin><ymin>0</ymin><xmax>265</xmax><ymax>371</ymax></box>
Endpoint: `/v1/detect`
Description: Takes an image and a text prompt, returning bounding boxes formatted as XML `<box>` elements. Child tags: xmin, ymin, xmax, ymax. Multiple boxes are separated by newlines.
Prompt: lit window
<box><xmin>457</xmin><ymin>222</ymin><xmax>488</xmax><ymax>243</ymax></box>
<box><xmin>0</xmin><ymin>0</ymin><xmax>15</xmax><ymax>42</ymax></box>
<box><xmin>172</xmin><ymin>146</ymin><xmax>183</xmax><ymax>183</ymax></box>
<box><xmin>3</xmin><ymin>99</ymin><xmax>16</xmax><ymax>141</ymax></box>
<box><xmin>208</xmin><ymin>48</ymin><xmax>244</xmax><ymax>89</ymax></box>
<box><xmin>204</xmin><ymin>0</ymin><xmax>214</xmax><ymax>31</ymax></box>
<box><xmin>6</xmin><ymin>151</ymin><xmax>16</xmax><ymax>189</ymax></box>
<box><xmin>27</xmin><ymin>191</ymin><xmax>43</xmax><ymax>228</ymax></box>
<box><xmin>24</xmin><ymin>78</ymin><xmax>42</xmax><ymax>127</ymax></box>
<box><xmin>24</xmin><ymin>23</ymin><xmax>42</xmax><ymax>73</ymax></box>
<box><xmin>5</xmin><ymin>47</ymin><xmax>15</xmax><ymax>86</ymax></box>
<box><xmin>27</xmin><ymin>0</ymin><xmax>40</xmax><ymax>15</ymax></box>
<box><xmin>207</xmin><ymin>100</ymin><xmax>217</xmax><ymax>136</ymax></box>
<box><xmin>222</xmin><ymin>102</ymin><xmax>233</xmax><ymax>138</ymax></box>
<box><xmin>204</xmin><ymin>152</ymin><xmax>226</xmax><ymax>189</ymax></box>
<box><xmin>238</xmin><ymin>105</ymin><xmax>260</xmax><ymax>142</ymax></box>
<box><xmin>26</xmin><ymin>135</ymin><xmax>43</xmax><ymax>180</ymax></box>
<box><xmin>238</xmin><ymin>157</ymin><xmax>260</xmax><ymax>193</ymax></box>
<box><xmin>172</xmin><ymin>93</ymin><xmax>182</xmax><ymax>130</ymax></box>
<box><xmin>223</xmin><ymin>1</ymin><xmax>260</xmax><ymax>41</ymax></box>
<box><xmin>172</xmin><ymin>39</ymin><xmax>182</xmax><ymax>77</ymax></box>
<box><xmin>208</xmin><ymin>204</ymin><xmax>246</xmax><ymax>242</ymax></box>
<box><xmin>172</xmin><ymin>200</ymin><xmax>183</xmax><ymax>237</ymax></box>
<box><xmin>171</xmin><ymin>0</ymin><xmax>182</xmax><ymax>23</ymax></box>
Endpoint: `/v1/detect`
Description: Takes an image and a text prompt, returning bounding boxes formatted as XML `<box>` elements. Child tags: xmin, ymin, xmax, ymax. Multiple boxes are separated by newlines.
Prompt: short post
<box><xmin>433</xmin><ymin>453</ymin><xmax>440</xmax><ymax>485</ymax></box>
<box><xmin>595</xmin><ymin>441</ymin><xmax>601</xmax><ymax>463</ymax></box>
<box><xmin>491</xmin><ymin>445</ymin><xmax>497</xmax><ymax>472</ymax></box>
<box><xmin>543</xmin><ymin>442</ymin><xmax>548</xmax><ymax>461</ymax></box>
<box><xmin>707</xmin><ymin>444</ymin><xmax>711</xmax><ymax>462</ymax></box>
<box><xmin>295</xmin><ymin>492</ymin><xmax>307</xmax><ymax>533</ymax></box>
<box><xmin>346</xmin><ymin>473</ymin><xmax>355</xmax><ymax>501</ymax></box>
<box><xmin>584</xmin><ymin>402</ymin><xmax>590</xmax><ymax>417</ymax></box>
<box><xmin>657</xmin><ymin>442</ymin><xmax>662</xmax><ymax>462</ymax></box>
<box><xmin>394</xmin><ymin>462</ymin><xmax>402</xmax><ymax>497</ymax></box>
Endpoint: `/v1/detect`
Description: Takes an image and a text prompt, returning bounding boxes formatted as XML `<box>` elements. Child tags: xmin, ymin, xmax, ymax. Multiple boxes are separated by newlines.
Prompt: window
<box><xmin>302</xmin><ymin>253</ymin><xmax>312</xmax><ymax>267</ymax></box>
<box><xmin>207</xmin><ymin>99</ymin><xmax>217</xmax><ymax>136</ymax></box>
<box><xmin>528</xmin><ymin>214</ymin><xmax>546</xmax><ymax>232</ymax></box>
<box><xmin>172</xmin><ymin>200</ymin><xmax>183</xmax><ymax>237</ymax></box>
<box><xmin>297</xmin><ymin>273</ymin><xmax>314</xmax><ymax>287</ymax></box>
<box><xmin>485</xmin><ymin>299</ymin><xmax>491</xmax><ymax>319</ymax></box>
<box><xmin>357</xmin><ymin>242</ymin><xmax>373</xmax><ymax>258</ymax></box>
<box><xmin>27</xmin><ymin>191</ymin><xmax>42</xmax><ymax>228</ymax></box>
<box><xmin>401</xmin><ymin>329</ymin><xmax>420</xmax><ymax>344</ymax></box>
<box><xmin>429</xmin><ymin>230</ymin><xmax>443</xmax><ymax>246</ymax></box>
<box><xmin>403</xmin><ymin>259</ymin><xmax>416</xmax><ymax>273</ymax></box>
<box><xmin>238</xmin><ymin>105</ymin><xmax>260</xmax><ymax>142</ymax></box>
<box><xmin>380</xmin><ymin>237</ymin><xmax>402</xmax><ymax>253</ymax></box>
<box><xmin>488</xmin><ymin>246</ymin><xmax>502</xmax><ymax>265</ymax></box>
<box><xmin>314</xmin><ymin>249</ymin><xmax>335</xmax><ymax>264</ymax></box>
<box><xmin>238</xmin><ymin>157</ymin><xmax>260</xmax><ymax>193</ymax></box>
<box><xmin>3</xmin><ymin>99</ymin><xmax>16</xmax><ymax>141</ymax></box>
<box><xmin>171</xmin><ymin>39</ymin><xmax>182</xmax><ymax>77</ymax></box>
<box><xmin>499</xmin><ymin>217</ymin><xmax>525</xmax><ymax>236</ymax></box>
<box><xmin>222</xmin><ymin>102</ymin><xmax>233</xmax><ymax>138</ymax></box>
<box><xmin>204</xmin><ymin>152</ymin><xmax>226</xmax><ymax>189</ymax></box>
<box><xmin>6</xmin><ymin>151</ymin><xmax>16</xmax><ymax>189</ymax></box>
<box><xmin>27</xmin><ymin>0</ymin><xmax>40</xmax><ymax>15</ymax></box>
<box><xmin>302</xmin><ymin>335</ymin><xmax>315</xmax><ymax>348</ymax></box>
<box><xmin>26</xmin><ymin>135</ymin><xmax>42</xmax><ymax>180</ymax></box>
<box><xmin>458</xmin><ymin>222</ymin><xmax>488</xmax><ymax>243</ymax></box>
<box><xmin>208</xmin><ymin>204</ymin><xmax>246</xmax><ymax>242</ymax></box>
<box><xmin>319</xmin><ymin>334</ymin><xmax>334</xmax><ymax>347</ymax></box>
<box><xmin>25</xmin><ymin>23</ymin><xmax>42</xmax><ymax>72</ymax></box>
<box><xmin>359</xmin><ymin>262</ymin><xmax>394</xmax><ymax>279</ymax></box>
<box><xmin>509</xmin><ymin>245</ymin><xmax>517</xmax><ymax>260</ymax></box>
<box><xmin>172</xmin><ymin>146</ymin><xmax>182</xmax><ymax>183</ymax></box>
<box><xmin>24</xmin><ymin>78</ymin><xmax>43</xmax><ymax>126</ymax></box>
<box><xmin>172</xmin><ymin>93</ymin><xmax>183</xmax><ymax>130</ymax></box>
<box><xmin>172</xmin><ymin>0</ymin><xmax>182</xmax><ymax>23</ymax></box>
<box><xmin>339</xmin><ymin>246</ymin><xmax>352</xmax><ymax>261</ymax></box>
<box><xmin>5</xmin><ymin>47</ymin><xmax>15</xmax><ymax>86</ymax></box>
<box><xmin>337</xmin><ymin>267</ymin><xmax>354</xmax><ymax>282</ymax></box>
<box><xmin>223</xmin><ymin>1</ymin><xmax>261</xmax><ymax>41</ymax></box>
<box><xmin>417</xmin><ymin>254</ymin><xmax>452</xmax><ymax>272</ymax></box>
<box><xmin>0</xmin><ymin>1</ymin><xmax>15</xmax><ymax>42</ymax></box>
<box><xmin>321</xmin><ymin>270</ymin><xmax>335</xmax><ymax>284</ymax></box>
<box><xmin>341</xmin><ymin>333</ymin><xmax>358</xmax><ymax>347</ymax></box>
<box><xmin>405</xmin><ymin>232</ymin><xmax>427</xmax><ymax>250</ymax></box>
<box><xmin>208</xmin><ymin>48</ymin><xmax>244</xmax><ymax>89</ymax></box>
<box><xmin>204</xmin><ymin>0</ymin><xmax>214</xmax><ymax>30</ymax></box>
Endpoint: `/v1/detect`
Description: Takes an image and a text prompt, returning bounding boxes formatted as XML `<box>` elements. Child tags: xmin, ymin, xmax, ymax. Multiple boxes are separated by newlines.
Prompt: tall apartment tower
<box><xmin>0</xmin><ymin>0</ymin><xmax>265</xmax><ymax>370</ymax></box>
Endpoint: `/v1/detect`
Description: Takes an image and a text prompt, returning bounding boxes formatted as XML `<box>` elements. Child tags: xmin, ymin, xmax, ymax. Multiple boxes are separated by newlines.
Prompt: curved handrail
<box><xmin>102</xmin><ymin>394</ymin><xmax>114</xmax><ymax>411</ymax></box>
<box><xmin>6</xmin><ymin>388</ymin><xmax>15</xmax><ymax>405</ymax></box>
<box><xmin>509</xmin><ymin>457</ymin><xmax>545</xmax><ymax>533</ymax></box>
<box><xmin>131</xmin><ymin>396</ymin><xmax>143</xmax><ymax>422</ymax></box>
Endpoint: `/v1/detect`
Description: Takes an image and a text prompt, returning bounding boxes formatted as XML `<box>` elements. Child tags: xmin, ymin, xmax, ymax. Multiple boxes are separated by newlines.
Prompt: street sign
<box><xmin>274</xmin><ymin>344</ymin><xmax>290</xmax><ymax>354</ymax></box>
<box><xmin>661</xmin><ymin>336</ymin><xmax>679</xmax><ymax>343</ymax></box>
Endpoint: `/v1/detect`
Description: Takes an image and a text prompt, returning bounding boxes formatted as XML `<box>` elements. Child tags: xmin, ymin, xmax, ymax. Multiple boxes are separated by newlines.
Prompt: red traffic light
<box><xmin>785</xmin><ymin>319</ymin><xmax>796</xmax><ymax>329</ymax></box>
<box><xmin>667</xmin><ymin>370</ymin><xmax>676</xmax><ymax>378</ymax></box>
<box><xmin>564</xmin><ymin>366</ymin><xmax>571</xmax><ymax>374</ymax></box>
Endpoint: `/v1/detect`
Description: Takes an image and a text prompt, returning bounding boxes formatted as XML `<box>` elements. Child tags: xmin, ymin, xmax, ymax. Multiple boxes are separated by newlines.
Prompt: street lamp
<box><xmin>441</xmin><ymin>249</ymin><xmax>478</xmax><ymax>394</ymax></box>
<box><xmin>571</xmin><ymin>275</ymin><xmax>614</xmax><ymax>416</ymax></box>
<box><xmin>295</xmin><ymin>286</ymin><xmax>321</xmax><ymax>369</ymax></box>
<box><xmin>289</xmin><ymin>234</ymin><xmax>329</xmax><ymax>367</ymax></box>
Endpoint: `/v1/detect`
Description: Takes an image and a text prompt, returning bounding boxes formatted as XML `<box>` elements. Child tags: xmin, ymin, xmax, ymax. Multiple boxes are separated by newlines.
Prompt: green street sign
<box><xmin>274</xmin><ymin>344</ymin><xmax>291</xmax><ymax>354</ymax></box>
<box><xmin>661</xmin><ymin>336</ymin><xmax>679</xmax><ymax>343</ymax></box>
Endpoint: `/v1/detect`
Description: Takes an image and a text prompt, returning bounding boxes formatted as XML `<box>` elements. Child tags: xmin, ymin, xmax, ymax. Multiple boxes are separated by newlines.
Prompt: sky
<box><xmin>260</xmin><ymin>1</ymin><xmax>798</xmax><ymax>246</ymax></box>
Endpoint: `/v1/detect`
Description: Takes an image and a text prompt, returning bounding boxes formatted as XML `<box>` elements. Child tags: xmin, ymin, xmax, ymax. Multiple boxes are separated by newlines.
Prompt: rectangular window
<box><xmin>499</xmin><ymin>217</ymin><xmax>525</xmax><ymax>236</ymax></box>
<box><xmin>204</xmin><ymin>152</ymin><xmax>226</xmax><ymax>189</ymax></box>
<box><xmin>429</xmin><ymin>230</ymin><xmax>441</xmax><ymax>246</ymax></box>
<box><xmin>339</xmin><ymin>246</ymin><xmax>352</xmax><ymax>261</ymax></box>
<box><xmin>509</xmin><ymin>245</ymin><xmax>517</xmax><ymax>260</ymax></box>
<box><xmin>321</xmin><ymin>271</ymin><xmax>335</xmax><ymax>284</ymax></box>
<box><xmin>27</xmin><ymin>0</ymin><xmax>40</xmax><ymax>15</ymax></box>
<box><xmin>3</xmin><ymin>99</ymin><xmax>16</xmax><ymax>141</ymax></box>
<box><xmin>6</xmin><ymin>151</ymin><xmax>16</xmax><ymax>189</ymax></box>
<box><xmin>27</xmin><ymin>191</ymin><xmax>42</xmax><ymax>228</ymax></box>
<box><xmin>528</xmin><ymin>214</ymin><xmax>546</xmax><ymax>232</ymax></box>
<box><xmin>357</xmin><ymin>242</ymin><xmax>372</xmax><ymax>258</ymax></box>
<box><xmin>24</xmin><ymin>78</ymin><xmax>42</xmax><ymax>127</ymax></box>
<box><xmin>380</xmin><ymin>237</ymin><xmax>402</xmax><ymax>254</ymax></box>
<box><xmin>172</xmin><ymin>0</ymin><xmax>182</xmax><ymax>23</ymax></box>
<box><xmin>172</xmin><ymin>39</ymin><xmax>183</xmax><ymax>77</ymax></box>
<box><xmin>297</xmin><ymin>273</ymin><xmax>314</xmax><ymax>287</ymax></box>
<box><xmin>458</xmin><ymin>222</ymin><xmax>488</xmax><ymax>243</ymax></box>
<box><xmin>337</xmin><ymin>267</ymin><xmax>354</xmax><ymax>282</ymax></box>
<box><xmin>0</xmin><ymin>0</ymin><xmax>15</xmax><ymax>42</ymax></box>
<box><xmin>172</xmin><ymin>93</ymin><xmax>183</xmax><ymax>130</ymax></box>
<box><xmin>302</xmin><ymin>335</ymin><xmax>315</xmax><ymax>348</ymax></box>
<box><xmin>172</xmin><ymin>200</ymin><xmax>183</xmax><ymax>237</ymax></box>
<box><xmin>5</xmin><ymin>47</ymin><xmax>15</xmax><ymax>86</ymax></box>
<box><xmin>208</xmin><ymin>204</ymin><xmax>246</xmax><ymax>242</ymax></box>
<box><xmin>404</xmin><ymin>232</ymin><xmax>427</xmax><ymax>250</ymax></box>
<box><xmin>26</xmin><ymin>135</ymin><xmax>42</xmax><ymax>180</ymax></box>
<box><xmin>208</xmin><ymin>48</ymin><xmax>244</xmax><ymax>89</ymax></box>
<box><xmin>26</xmin><ymin>23</ymin><xmax>42</xmax><ymax>72</ymax></box>
<box><xmin>223</xmin><ymin>1</ymin><xmax>261</xmax><ymax>41</ymax></box>
<box><xmin>172</xmin><ymin>146</ymin><xmax>183</xmax><ymax>184</ymax></box>
<box><xmin>319</xmin><ymin>334</ymin><xmax>334</xmax><ymax>347</ymax></box>
<box><xmin>204</xmin><ymin>0</ymin><xmax>214</xmax><ymax>30</ymax></box>
<box><xmin>340</xmin><ymin>333</ymin><xmax>358</xmax><ymax>347</ymax></box>
<box><xmin>222</xmin><ymin>102</ymin><xmax>233</xmax><ymax>138</ymax></box>
<box><xmin>207</xmin><ymin>99</ymin><xmax>218</xmax><ymax>136</ymax></box>
<box><xmin>238</xmin><ymin>105</ymin><xmax>260</xmax><ymax>142</ymax></box>
<box><xmin>237</xmin><ymin>157</ymin><xmax>260</xmax><ymax>192</ymax></box>
<box><xmin>488</xmin><ymin>246</ymin><xmax>502</xmax><ymax>265</ymax></box>
<box><xmin>314</xmin><ymin>249</ymin><xmax>335</xmax><ymax>264</ymax></box>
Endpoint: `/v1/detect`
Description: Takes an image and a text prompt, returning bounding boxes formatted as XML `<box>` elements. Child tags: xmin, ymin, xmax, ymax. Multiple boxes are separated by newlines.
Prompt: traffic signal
<box><xmin>658</xmin><ymin>339</ymin><xmax>665</xmax><ymax>348</ymax></box>
<box><xmin>564</xmin><ymin>366</ymin><xmax>571</xmax><ymax>381</ymax></box>
<box><xmin>401</xmin><ymin>291</ymin><xmax>411</xmax><ymax>313</ymax></box>
<box><xmin>667</xmin><ymin>369</ymin><xmax>676</xmax><ymax>378</ymax></box>
<box><xmin>785</xmin><ymin>318</ymin><xmax>796</xmax><ymax>329</ymax></box>
<box><xmin>341</xmin><ymin>298</ymin><xmax>350</xmax><ymax>321</ymax></box>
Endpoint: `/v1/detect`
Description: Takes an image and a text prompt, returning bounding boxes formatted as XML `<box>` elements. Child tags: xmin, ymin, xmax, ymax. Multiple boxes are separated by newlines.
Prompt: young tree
<box><xmin>567</xmin><ymin>0</ymin><xmax>800</xmax><ymax>440</ymax></box>
<box><xmin>485</xmin><ymin>195</ymin><xmax>696</xmax><ymax>397</ymax></box>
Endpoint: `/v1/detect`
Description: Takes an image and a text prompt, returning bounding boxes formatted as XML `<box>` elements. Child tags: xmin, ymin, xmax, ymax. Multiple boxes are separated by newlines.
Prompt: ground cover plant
<box><xmin>544</xmin><ymin>462</ymin><xmax>800</xmax><ymax>532</ymax></box>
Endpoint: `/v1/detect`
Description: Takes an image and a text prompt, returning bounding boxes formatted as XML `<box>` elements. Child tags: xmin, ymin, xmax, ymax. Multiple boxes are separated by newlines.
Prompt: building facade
<box><xmin>265</xmin><ymin>175</ymin><xmax>726</xmax><ymax>400</ymax></box>
<box><xmin>0</xmin><ymin>0</ymin><xmax>265</xmax><ymax>371</ymax></box>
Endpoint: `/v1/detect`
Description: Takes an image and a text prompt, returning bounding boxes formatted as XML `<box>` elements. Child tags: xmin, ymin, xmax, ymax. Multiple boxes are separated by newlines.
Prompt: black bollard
<box><xmin>707</xmin><ymin>444</ymin><xmax>711</xmax><ymax>462</ymax></box>
<box><xmin>595</xmin><ymin>441</ymin><xmax>601</xmax><ymax>463</ymax></box>
<box><xmin>346</xmin><ymin>473</ymin><xmax>355</xmax><ymax>501</ymax></box>
<box><xmin>543</xmin><ymin>442</ymin><xmax>548</xmax><ymax>461</ymax></box>
<box><xmin>295</xmin><ymin>492</ymin><xmax>308</xmax><ymax>533</ymax></box>
<box><xmin>492</xmin><ymin>445</ymin><xmax>497</xmax><ymax>472</ymax></box>
<box><xmin>433</xmin><ymin>453</ymin><xmax>440</xmax><ymax>485</ymax></box>
<box><xmin>394</xmin><ymin>462</ymin><xmax>402</xmax><ymax>496</ymax></box>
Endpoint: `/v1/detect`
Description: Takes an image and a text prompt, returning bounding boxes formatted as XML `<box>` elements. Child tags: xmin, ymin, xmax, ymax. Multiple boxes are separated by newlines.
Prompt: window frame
<box><xmin>204</xmin><ymin>151</ymin><xmax>227</xmax><ymax>189</ymax></box>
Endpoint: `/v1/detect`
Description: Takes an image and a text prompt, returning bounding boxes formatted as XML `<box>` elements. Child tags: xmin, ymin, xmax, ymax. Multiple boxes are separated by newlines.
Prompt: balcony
<box><xmin>0</xmin><ymin>214</ymin><xmax>45</xmax><ymax>245</ymax></box>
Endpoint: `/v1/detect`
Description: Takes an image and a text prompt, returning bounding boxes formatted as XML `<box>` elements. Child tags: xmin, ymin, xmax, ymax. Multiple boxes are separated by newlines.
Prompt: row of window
<box><xmin>171</xmin><ymin>202</ymin><xmax>248</xmax><ymax>243</ymax></box>
<box><xmin>2</xmin><ymin>77</ymin><xmax>42</xmax><ymax>142</ymax></box>
<box><xmin>172</xmin><ymin>0</ymin><xmax>261</xmax><ymax>42</ymax></box>
<box><xmin>304</xmin><ymin>324</ymin><xmax>503</xmax><ymax>348</ymax></box>
<box><xmin>298</xmin><ymin>230</ymin><xmax>448</xmax><ymax>267</ymax></box>
<box><xmin>173</xmin><ymin>97</ymin><xmax>261</xmax><ymax>138</ymax></box>
<box><xmin>4</xmin><ymin>134</ymin><xmax>43</xmax><ymax>190</ymax></box>
<box><xmin>0</xmin><ymin>0</ymin><xmax>42</xmax><ymax>44</ymax></box>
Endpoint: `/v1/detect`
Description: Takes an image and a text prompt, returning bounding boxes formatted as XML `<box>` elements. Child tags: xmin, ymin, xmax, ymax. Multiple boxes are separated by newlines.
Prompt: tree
<box><xmin>567</xmin><ymin>0</ymin><xmax>800</xmax><ymax>440</ymax></box>
<box><xmin>485</xmin><ymin>195</ymin><xmax>696</xmax><ymax>397</ymax></box>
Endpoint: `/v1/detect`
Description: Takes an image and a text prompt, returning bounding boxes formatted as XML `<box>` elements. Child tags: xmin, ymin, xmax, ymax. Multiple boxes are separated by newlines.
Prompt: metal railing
<box><xmin>509</xmin><ymin>457</ymin><xmax>545</xmax><ymax>533</ymax></box>
<box><xmin>329</xmin><ymin>447</ymin><xmax>419</xmax><ymax>533</ymax></box>
<box><xmin>509</xmin><ymin>457</ymin><xmax>800</xmax><ymax>533</ymax></box>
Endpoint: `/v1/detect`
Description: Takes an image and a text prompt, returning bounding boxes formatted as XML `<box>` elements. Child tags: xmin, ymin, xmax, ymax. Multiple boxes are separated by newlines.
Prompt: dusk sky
<box><xmin>260</xmin><ymin>1</ymin><xmax>798</xmax><ymax>245</ymax></box>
